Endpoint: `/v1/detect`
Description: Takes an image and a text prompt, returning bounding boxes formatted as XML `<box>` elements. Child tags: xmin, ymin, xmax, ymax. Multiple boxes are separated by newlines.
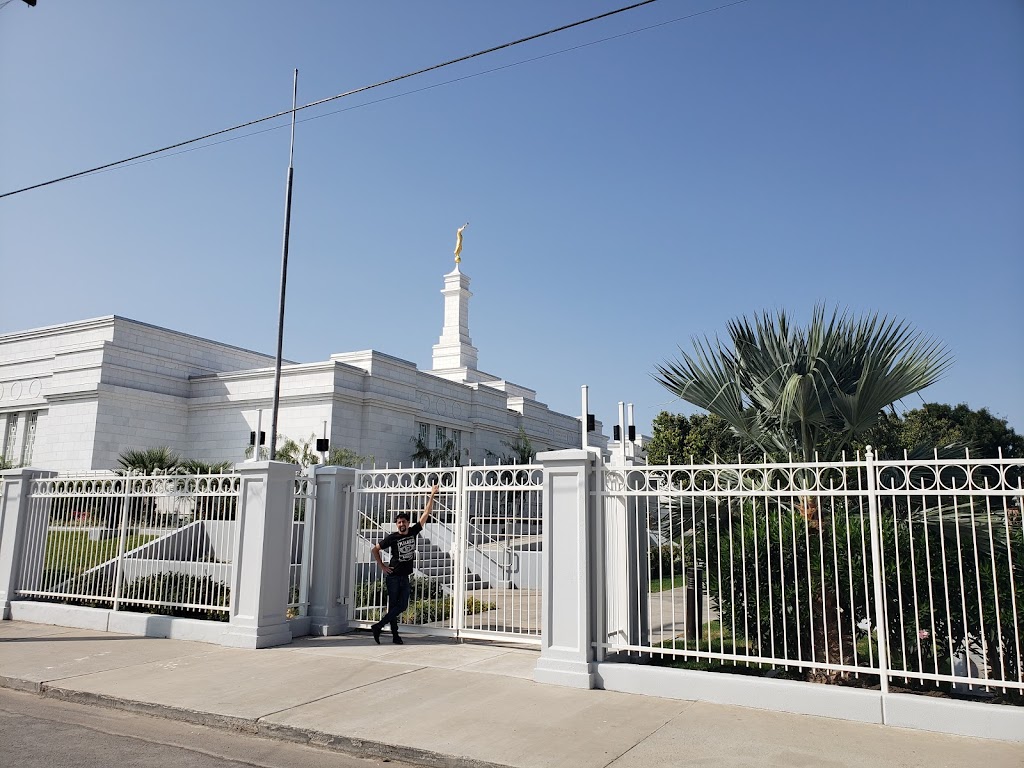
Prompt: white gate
<box><xmin>351</xmin><ymin>465</ymin><xmax>544</xmax><ymax>645</ymax></box>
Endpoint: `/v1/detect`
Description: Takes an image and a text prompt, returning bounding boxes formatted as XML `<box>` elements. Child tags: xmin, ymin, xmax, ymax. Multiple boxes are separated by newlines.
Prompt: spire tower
<box><xmin>431</xmin><ymin>263</ymin><xmax>479</xmax><ymax>377</ymax></box>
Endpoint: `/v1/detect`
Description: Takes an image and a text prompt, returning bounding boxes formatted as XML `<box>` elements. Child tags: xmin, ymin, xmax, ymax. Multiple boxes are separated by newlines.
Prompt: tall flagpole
<box><xmin>269</xmin><ymin>69</ymin><xmax>298</xmax><ymax>461</ymax></box>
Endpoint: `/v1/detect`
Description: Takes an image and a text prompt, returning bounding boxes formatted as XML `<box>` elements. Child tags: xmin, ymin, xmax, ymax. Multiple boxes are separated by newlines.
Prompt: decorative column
<box><xmin>307</xmin><ymin>465</ymin><xmax>358</xmax><ymax>636</ymax></box>
<box><xmin>225</xmin><ymin>461</ymin><xmax>295</xmax><ymax>648</ymax></box>
<box><xmin>0</xmin><ymin>468</ymin><xmax>55</xmax><ymax>620</ymax></box>
<box><xmin>533</xmin><ymin>449</ymin><xmax>596</xmax><ymax>688</ymax></box>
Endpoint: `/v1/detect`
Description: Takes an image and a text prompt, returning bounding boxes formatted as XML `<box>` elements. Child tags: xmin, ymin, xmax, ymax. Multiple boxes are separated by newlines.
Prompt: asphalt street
<box><xmin>0</xmin><ymin>687</ymin><xmax>410</xmax><ymax>768</ymax></box>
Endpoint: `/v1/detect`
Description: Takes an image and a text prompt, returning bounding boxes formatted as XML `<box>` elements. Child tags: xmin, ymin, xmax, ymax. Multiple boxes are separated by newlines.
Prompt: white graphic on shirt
<box><xmin>396</xmin><ymin>535</ymin><xmax>417</xmax><ymax>561</ymax></box>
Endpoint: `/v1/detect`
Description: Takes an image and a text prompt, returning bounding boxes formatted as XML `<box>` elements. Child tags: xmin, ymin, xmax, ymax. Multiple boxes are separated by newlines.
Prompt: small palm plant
<box><xmin>177</xmin><ymin>458</ymin><xmax>233</xmax><ymax>474</ymax></box>
<box><xmin>117</xmin><ymin>446</ymin><xmax>183</xmax><ymax>474</ymax></box>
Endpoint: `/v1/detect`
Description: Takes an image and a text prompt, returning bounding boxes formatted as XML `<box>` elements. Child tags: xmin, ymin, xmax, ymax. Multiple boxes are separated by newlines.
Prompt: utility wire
<box><xmin>1</xmin><ymin>0</ymin><xmax>749</xmax><ymax>198</ymax></box>
<box><xmin>96</xmin><ymin>0</ymin><xmax>752</xmax><ymax>177</ymax></box>
<box><xmin>1</xmin><ymin>0</ymin><xmax>662</xmax><ymax>199</ymax></box>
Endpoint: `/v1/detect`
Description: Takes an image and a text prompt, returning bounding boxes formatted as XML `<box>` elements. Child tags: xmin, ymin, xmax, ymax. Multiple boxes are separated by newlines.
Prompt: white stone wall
<box><xmin>0</xmin><ymin>316</ymin><xmax>276</xmax><ymax>470</ymax></box>
<box><xmin>30</xmin><ymin>398</ymin><xmax>99</xmax><ymax>471</ymax></box>
<box><xmin>92</xmin><ymin>385</ymin><xmax>190</xmax><ymax>468</ymax></box>
<box><xmin>1</xmin><ymin>312</ymin><xmax>607</xmax><ymax>471</ymax></box>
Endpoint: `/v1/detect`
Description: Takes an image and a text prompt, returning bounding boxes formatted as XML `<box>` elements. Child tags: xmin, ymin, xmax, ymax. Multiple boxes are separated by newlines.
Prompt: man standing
<box><xmin>370</xmin><ymin>484</ymin><xmax>439</xmax><ymax>644</ymax></box>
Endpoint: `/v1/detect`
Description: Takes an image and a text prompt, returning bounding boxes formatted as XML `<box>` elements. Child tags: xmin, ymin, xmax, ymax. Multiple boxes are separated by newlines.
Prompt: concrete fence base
<box><xmin>8</xmin><ymin>601</ymin><xmax>246</xmax><ymax>646</ymax></box>
<box><xmin>593</xmin><ymin>655</ymin><xmax>1024</xmax><ymax>743</ymax></box>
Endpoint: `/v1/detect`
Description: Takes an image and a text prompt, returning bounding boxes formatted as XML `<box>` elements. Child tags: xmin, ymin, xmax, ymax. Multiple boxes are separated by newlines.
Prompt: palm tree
<box><xmin>653</xmin><ymin>306</ymin><xmax>953</xmax><ymax>681</ymax></box>
<box><xmin>654</xmin><ymin>305</ymin><xmax>952</xmax><ymax>462</ymax></box>
<box><xmin>115</xmin><ymin>446</ymin><xmax>183</xmax><ymax>526</ymax></box>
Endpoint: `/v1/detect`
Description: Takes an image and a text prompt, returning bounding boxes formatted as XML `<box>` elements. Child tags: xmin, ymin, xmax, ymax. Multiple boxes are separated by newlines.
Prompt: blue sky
<box><xmin>2</xmin><ymin>1</ymin><xmax>1022</xmax><ymax>437</ymax></box>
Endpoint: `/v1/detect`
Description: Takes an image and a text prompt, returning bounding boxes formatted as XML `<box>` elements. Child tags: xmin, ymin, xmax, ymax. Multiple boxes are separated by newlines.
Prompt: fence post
<box><xmin>864</xmin><ymin>446</ymin><xmax>890</xmax><ymax>699</ymax></box>
<box><xmin>451</xmin><ymin>466</ymin><xmax>468</xmax><ymax>638</ymax></box>
<box><xmin>601</xmin><ymin>458</ymin><xmax>650</xmax><ymax>657</ymax></box>
<box><xmin>307</xmin><ymin>465</ymin><xmax>358</xmax><ymax>635</ymax></box>
<box><xmin>111</xmin><ymin>475</ymin><xmax>132</xmax><ymax>611</ymax></box>
<box><xmin>0</xmin><ymin>469</ymin><xmax>55</xmax><ymax>620</ymax></box>
<box><xmin>534</xmin><ymin>449</ymin><xmax>596</xmax><ymax>688</ymax></box>
<box><xmin>225</xmin><ymin>461</ymin><xmax>296</xmax><ymax>648</ymax></box>
<box><xmin>296</xmin><ymin>467</ymin><xmax>316</xmax><ymax>615</ymax></box>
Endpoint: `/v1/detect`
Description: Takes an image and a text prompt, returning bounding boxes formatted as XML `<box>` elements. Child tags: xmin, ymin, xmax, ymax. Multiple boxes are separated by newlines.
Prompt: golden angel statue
<box><xmin>454</xmin><ymin>222</ymin><xmax>469</xmax><ymax>263</ymax></box>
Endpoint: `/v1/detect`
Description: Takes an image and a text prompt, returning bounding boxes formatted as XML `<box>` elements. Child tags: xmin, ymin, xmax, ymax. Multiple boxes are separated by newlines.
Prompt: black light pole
<box><xmin>269</xmin><ymin>69</ymin><xmax>298</xmax><ymax>461</ymax></box>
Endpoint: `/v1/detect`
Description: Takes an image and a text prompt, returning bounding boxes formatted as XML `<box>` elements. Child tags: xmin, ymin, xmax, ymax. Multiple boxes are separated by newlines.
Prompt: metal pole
<box><xmin>627</xmin><ymin>402</ymin><xmax>635</xmax><ymax>457</ymax></box>
<box><xmin>618</xmin><ymin>401</ymin><xmax>626</xmax><ymax>466</ymax></box>
<box><xmin>269</xmin><ymin>69</ymin><xmax>298</xmax><ymax>461</ymax></box>
<box><xmin>581</xmin><ymin>385</ymin><xmax>589</xmax><ymax>449</ymax></box>
<box><xmin>864</xmin><ymin>445</ymin><xmax>890</xmax><ymax>704</ymax></box>
<box><xmin>250</xmin><ymin>408</ymin><xmax>263</xmax><ymax>462</ymax></box>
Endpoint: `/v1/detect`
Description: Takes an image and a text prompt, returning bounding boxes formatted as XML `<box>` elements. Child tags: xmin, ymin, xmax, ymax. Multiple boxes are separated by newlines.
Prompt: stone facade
<box><xmin>0</xmin><ymin>267</ymin><xmax>606</xmax><ymax>471</ymax></box>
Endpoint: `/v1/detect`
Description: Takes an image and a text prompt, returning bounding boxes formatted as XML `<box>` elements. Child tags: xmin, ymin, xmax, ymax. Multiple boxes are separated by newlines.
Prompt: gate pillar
<box><xmin>224</xmin><ymin>461</ymin><xmax>295</xmax><ymax>648</ymax></box>
<box><xmin>0</xmin><ymin>469</ymin><xmax>56</xmax><ymax>620</ymax></box>
<box><xmin>307</xmin><ymin>465</ymin><xmax>358</xmax><ymax>635</ymax></box>
<box><xmin>533</xmin><ymin>449</ymin><xmax>596</xmax><ymax>688</ymax></box>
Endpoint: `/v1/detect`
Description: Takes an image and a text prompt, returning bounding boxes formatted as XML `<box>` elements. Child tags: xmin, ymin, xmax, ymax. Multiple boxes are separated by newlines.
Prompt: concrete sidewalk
<box><xmin>0</xmin><ymin>621</ymin><xmax>1020</xmax><ymax>768</ymax></box>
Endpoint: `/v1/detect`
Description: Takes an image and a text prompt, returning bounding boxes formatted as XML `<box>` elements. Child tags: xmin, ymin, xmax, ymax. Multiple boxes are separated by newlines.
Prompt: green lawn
<box><xmin>649</xmin><ymin>575</ymin><xmax>686</xmax><ymax>593</ymax></box>
<box><xmin>45</xmin><ymin>530</ymin><xmax>155</xmax><ymax>573</ymax></box>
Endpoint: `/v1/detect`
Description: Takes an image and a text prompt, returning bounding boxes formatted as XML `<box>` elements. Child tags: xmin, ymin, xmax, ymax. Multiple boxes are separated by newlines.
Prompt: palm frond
<box><xmin>655</xmin><ymin>305</ymin><xmax>952</xmax><ymax>462</ymax></box>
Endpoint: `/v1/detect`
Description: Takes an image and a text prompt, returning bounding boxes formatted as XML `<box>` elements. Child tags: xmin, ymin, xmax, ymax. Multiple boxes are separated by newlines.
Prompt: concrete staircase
<box><xmin>414</xmin><ymin>538</ymin><xmax>489</xmax><ymax>590</ymax></box>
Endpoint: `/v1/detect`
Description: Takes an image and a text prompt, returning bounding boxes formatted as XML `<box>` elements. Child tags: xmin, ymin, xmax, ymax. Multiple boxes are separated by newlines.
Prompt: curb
<box><xmin>0</xmin><ymin>675</ymin><xmax>41</xmax><ymax>694</ymax></box>
<box><xmin>2</xmin><ymin>678</ymin><xmax>511</xmax><ymax>768</ymax></box>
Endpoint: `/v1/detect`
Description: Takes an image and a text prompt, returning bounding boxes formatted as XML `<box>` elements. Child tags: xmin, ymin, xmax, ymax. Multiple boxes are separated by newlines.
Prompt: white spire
<box><xmin>431</xmin><ymin>264</ymin><xmax>479</xmax><ymax>375</ymax></box>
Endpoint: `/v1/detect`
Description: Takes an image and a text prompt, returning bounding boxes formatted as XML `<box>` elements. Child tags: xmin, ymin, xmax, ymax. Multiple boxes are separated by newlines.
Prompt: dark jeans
<box><xmin>377</xmin><ymin>572</ymin><xmax>411</xmax><ymax>634</ymax></box>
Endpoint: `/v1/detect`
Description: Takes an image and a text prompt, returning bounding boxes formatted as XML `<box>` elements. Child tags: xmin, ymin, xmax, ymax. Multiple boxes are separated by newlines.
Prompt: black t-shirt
<box><xmin>378</xmin><ymin>522</ymin><xmax>423</xmax><ymax>577</ymax></box>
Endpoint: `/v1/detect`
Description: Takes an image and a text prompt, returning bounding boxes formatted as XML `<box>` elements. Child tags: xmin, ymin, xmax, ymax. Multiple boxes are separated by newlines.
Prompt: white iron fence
<box><xmin>352</xmin><ymin>464</ymin><xmax>544</xmax><ymax>644</ymax></box>
<box><xmin>15</xmin><ymin>472</ymin><xmax>240</xmax><ymax>619</ymax></box>
<box><xmin>599</xmin><ymin>450</ymin><xmax>1024</xmax><ymax>697</ymax></box>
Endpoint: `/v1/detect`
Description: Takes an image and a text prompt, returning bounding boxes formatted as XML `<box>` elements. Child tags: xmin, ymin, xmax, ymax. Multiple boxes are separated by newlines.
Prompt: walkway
<box><xmin>1</xmin><ymin>621</ymin><xmax>1020</xmax><ymax>768</ymax></box>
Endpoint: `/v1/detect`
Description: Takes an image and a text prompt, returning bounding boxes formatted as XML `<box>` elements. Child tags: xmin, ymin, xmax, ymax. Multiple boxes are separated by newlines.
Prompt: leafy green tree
<box><xmin>485</xmin><ymin>427</ymin><xmax>538</xmax><ymax>464</ymax></box>
<box><xmin>274</xmin><ymin>435</ymin><xmax>318</xmax><ymax>467</ymax></box>
<box><xmin>252</xmin><ymin>433</ymin><xmax>370</xmax><ymax>468</ymax></box>
<box><xmin>654</xmin><ymin>306</ymin><xmax>952</xmax><ymax>462</ymax></box>
<box><xmin>858</xmin><ymin>403</ymin><xmax>1023</xmax><ymax>460</ymax></box>
<box><xmin>327</xmin><ymin>446</ymin><xmax>371</xmax><ymax>468</ymax></box>
<box><xmin>646</xmin><ymin>411</ymin><xmax>741</xmax><ymax>465</ymax></box>
<box><xmin>411</xmin><ymin>435</ymin><xmax>461</xmax><ymax>467</ymax></box>
<box><xmin>899</xmin><ymin>403</ymin><xmax>1022</xmax><ymax>459</ymax></box>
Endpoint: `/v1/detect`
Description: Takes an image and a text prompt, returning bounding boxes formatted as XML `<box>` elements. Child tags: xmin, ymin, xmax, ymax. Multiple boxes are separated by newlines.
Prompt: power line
<box><xmin>1</xmin><ymin>0</ymin><xmax>749</xmax><ymax>199</ymax></box>
<box><xmin>88</xmin><ymin>0</ymin><xmax>753</xmax><ymax>178</ymax></box>
<box><xmin>1</xmin><ymin>0</ymin><xmax>662</xmax><ymax>199</ymax></box>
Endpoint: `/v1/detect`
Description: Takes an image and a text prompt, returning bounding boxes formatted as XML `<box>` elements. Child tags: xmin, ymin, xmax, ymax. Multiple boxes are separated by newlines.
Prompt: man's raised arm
<box><xmin>419</xmin><ymin>484</ymin><xmax>439</xmax><ymax>527</ymax></box>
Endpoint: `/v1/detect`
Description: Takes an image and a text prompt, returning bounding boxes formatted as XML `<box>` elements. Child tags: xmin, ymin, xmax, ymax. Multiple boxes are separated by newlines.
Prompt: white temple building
<box><xmin>0</xmin><ymin>259</ymin><xmax>606</xmax><ymax>471</ymax></box>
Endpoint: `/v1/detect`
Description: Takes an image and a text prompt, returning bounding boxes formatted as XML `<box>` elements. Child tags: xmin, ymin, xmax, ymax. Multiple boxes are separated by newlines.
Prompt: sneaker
<box><xmin>392</xmin><ymin>634</ymin><xmax>404</xmax><ymax>645</ymax></box>
<box><xmin>372</xmin><ymin>625</ymin><xmax>381</xmax><ymax>645</ymax></box>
